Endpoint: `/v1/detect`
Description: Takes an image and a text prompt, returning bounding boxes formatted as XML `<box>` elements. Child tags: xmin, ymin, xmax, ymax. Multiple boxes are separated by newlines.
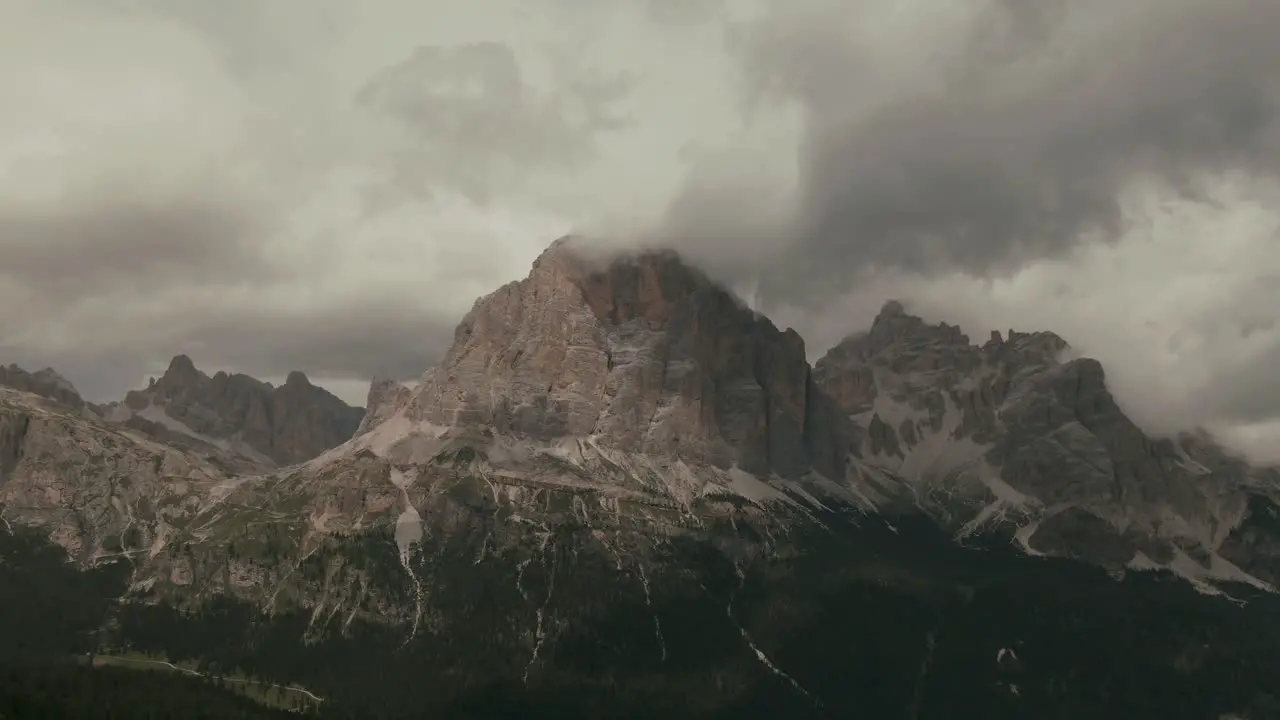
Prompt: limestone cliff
<box><xmin>379</xmin><ymin>237</ymin><xmax>848</xmax><ymax>480</ymax></box>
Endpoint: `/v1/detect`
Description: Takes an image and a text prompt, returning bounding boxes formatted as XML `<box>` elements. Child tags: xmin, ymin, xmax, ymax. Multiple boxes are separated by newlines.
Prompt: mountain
<box><xmin>3</xmin><ymin>237</ymin><xmax>1280</xmax><ymax>719</ymax></box>
<box><xmin>814</xmin><ymin>300</ymin><xmax>1280</xmax><ymax>589</ymax></box>
<box><xmin>133</xmin><ymin>238</ymin><xmax>884</xmax><ymax>631</ymax></box>
<box><xmin>0</xmin><ymin>357</ymin><xmax>367</xmax><ymax>565</ymax></box>
<box><xmin>107</xmin><ymin>355</ymin><xmax>365</xmax><ymax>467</ymax></box>
<box><xmin>0</xmin><ymin>385</ymin><xmax>234</xmax><ymax>565</ymax></box>
<box><xmin>0</xmin><ymin>364</ymin><xmax>98</xmax><ymax>415</ymax></box>
<box><xmin>357</xmin><ymin>237</ymin><xmax>850</xmax><ymax>488</ymax></box>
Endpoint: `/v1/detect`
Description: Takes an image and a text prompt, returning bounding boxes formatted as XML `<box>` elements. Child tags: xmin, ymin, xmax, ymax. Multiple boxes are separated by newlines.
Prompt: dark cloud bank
<box><xmin>669</xmin><ymin>0</ymin><xmax>1280</xmax><ymax>302</ymax></box>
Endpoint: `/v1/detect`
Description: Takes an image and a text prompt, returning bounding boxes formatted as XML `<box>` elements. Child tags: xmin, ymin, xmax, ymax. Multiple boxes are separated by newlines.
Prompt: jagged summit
<box><xmin>147</xmin><ymin>353</ymin><xmax>209</xmax><ymax>397</ymax></box>
<box><xmin>875</xmin><ymin>298</ymin><xmax>907</xmax><ymax>318</ymax></box>
<box><xmin>120</xmin><ymin>354</ymin><xmax>364</xmax><ymax>467</ymax></box>
<box><xmin>820</xmin><ymin>301</ymin><xmax>1068</xmax><ymax>374</ymax></box>
<box><xmin>356</xmin><ymin>240</ymin><xmax>841</xmax><ymax>483</ymax></box>
<box><xmin>165</xmin><ymin>353</ymin><xmax>201</xmax><ymax>378</ymax></box>
<box><xmin>810</xmin><ymin>301</ymin><xmax>1280</xmax><ymax>588</ymax></box>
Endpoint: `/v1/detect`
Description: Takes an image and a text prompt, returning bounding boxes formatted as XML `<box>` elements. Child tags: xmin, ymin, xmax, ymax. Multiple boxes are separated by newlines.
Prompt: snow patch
<box><xmin>1013</xmin><ymin>521</ymin><xmax>1045</xmax><ymax>556</ymax></box>
<box><xmin>1126</xmin><ymin>551</ymin><xmax>1162</xmax><ymax>571</ymax></box>
<box><xmin>811</xmin><ymin>474</ymin><xmax>880</xmax><ymax>512</ymax></box>
<box><xmin>394</xmin><ymin>500</ymin><xmax>423</xmax><ymax>553</ymax></box>
<box><xmin>725</xmin><ymin>466</ymin><xmax>794</xmax><ymax>506</ymax></box>
<box><xmin>390</xmin><ymin>467</ymin><xmax>425</xmax><ymax>638</ymax></box>
<box><xmin>774</xmin><ymin>476</ymin><xmax>833</xmax><ymax>512</ymax></box>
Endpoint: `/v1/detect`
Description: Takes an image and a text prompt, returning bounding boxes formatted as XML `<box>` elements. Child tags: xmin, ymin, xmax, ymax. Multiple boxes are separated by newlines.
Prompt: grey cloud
<box><xmin>1192</xmin><ymin>275</ymin><xmax>1280</xmax><ymax>423</ymax></box>
<box><xmin>0</xmin><ymin>299</ymin><xmax>457</xmax><ymax>404</ymax></box>
<box><xmin>356</xmin><ymin>42</ymin><xmax>632</xmax><ymax>204</ymax></box>
<box><xmin>0</xmin><ymin>199</ymin><xmax>272</xmax><ymax>305</ymax></box>
<box><xmin>9</xmin><ymin>0</ymin><xmax>1278</xmax><ymax>454</ymax></box>
<box><xmin>92</xmin><ymin>0</ymin><xmax>342</xmax><ymax>76</ymax></box>
<box><xmin>532</xmin><ymin>0</ymin><xmax>726</xmax><ymax>27</ymax></box>
<box><xmin>1</xmin><ymin>6</ymin><xmax>635</xmax><ymax>406</ymax></box>
<box><xmin>645</xmin><ymin>0</ymin><xmax>726</xmax><ymax>25</ymax></box>
<box><xmin>679</xmin><ymin>0</ymin><xmax>1280</xmax><ymax>305</ymax></box>
<box><xmin>173</xmin><ymin>301</ymin><xmax>458</xmax><ymax>386</ymax></box>
<box><xmin>1208</xmin><ymin>336</ymin><xmax>1280</xmax><ymax>424</ymax></box>
<box><xmin>958</xmin><ymin>0</ymin><xmax>1068</xmax><ymax>74</ymax></box>
<box><xmin>0</xmin><ymin>345</ymin><xmax>154</xmax><ymax>407</ymax></box>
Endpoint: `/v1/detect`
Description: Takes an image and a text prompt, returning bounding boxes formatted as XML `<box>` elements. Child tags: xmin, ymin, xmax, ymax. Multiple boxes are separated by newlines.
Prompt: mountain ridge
<box><xmin>323</xmin><ymin>238</ymin><xmax>1280</xmax><ymax>590</ymax></box>
<box><xmin>3</xmin><ymin>238</ymin><xmax>1276</xmax><ymax>589</ymax></box>
<box><xmin>813</xmin><ymin>296</ymin><xmax>1280</xmax><ymax>588</ymax></box>
<box><xmin>109</xmin><ymin>354</ymin><xmax>366</xmax><ymax>467</ymax></box>
<box><xmin>3</xmin><ymin>236</ymin><xmax>1280</xmax><ymax>718</ymax></box>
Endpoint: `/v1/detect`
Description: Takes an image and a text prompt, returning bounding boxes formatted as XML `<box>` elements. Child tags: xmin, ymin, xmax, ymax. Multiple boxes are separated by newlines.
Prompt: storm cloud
<box><xmin>0</xmin><ymin>0</ymin><xmax>631</xmax><ymax>402</ymax></box>
<box><xmin>665</xmin><ymin>0</ymin><xmax>1280</xmax><ymax>299</ymax></box>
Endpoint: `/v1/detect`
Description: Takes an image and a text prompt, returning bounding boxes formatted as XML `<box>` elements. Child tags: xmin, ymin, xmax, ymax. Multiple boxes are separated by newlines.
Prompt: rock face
<box><xmin>813</xmin><ymin>300</ymin><xmax>1280</xmax><ymax>586</ymax></box>
<box><xmin>392</xmin><ymin>238</ymin><xmax>845</xmax><ymax>479</ymax></box>
<box><xmin>0</xmin><ymin>387</ymin><xmax>227</xmax><ymax>564</ymax></box>
<box><xmin>117</xmin><ymin>355</ymin><xmax>365</xmax><ymax>467</ymax></box>
<box><xmin>355</xmin><ymin>376</ymin><xmax>412</xmax><ymax>436</ymax></box>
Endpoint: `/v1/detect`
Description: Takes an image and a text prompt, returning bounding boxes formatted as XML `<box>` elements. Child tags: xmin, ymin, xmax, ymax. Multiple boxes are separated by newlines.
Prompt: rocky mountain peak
<box><xmin>817</xmin><ymin>304</ymin><xmax>1069</xmax><ymax>398</ymax></box>
<box><xmin>868</xmin><ymin>300</ymin><xmax>970</xmax><ymax>356</ymax></box>
<box><xmin>153</xmin><ymin>351</ymin><xmax>208</xmax><ymax>394</ymax></box>
<box><xmin>521</xmin><ymin>236</ymin><xmax>715</xmax><ymax>330</ymax></box>
<box><xmin>809</xmin><ymin>302</ymin><xmax>1280</xmax><ymax>587</ymax></box>
<box><xmin>30</xmin><ymin>367</ymin><xmax>77</xmax><ymax>392</ymax></box>
<box><xmin>284</xmin><ymin>370</ymin><xmax>311</xmax><ymax>388</ymax></box>
<box><xmin>119</xmin><ymin>355</ymin><xmax>364</xmax><ymax>467</ymax></box>
<box><xmin>385</xmin><ymin>239</ymin><xmax>838</xmax><ymax>478</ymax></box>
<box><xmin>0</xmin><ymin>363</ymin><xmax>90</xmax><ymax>411</ymax></box>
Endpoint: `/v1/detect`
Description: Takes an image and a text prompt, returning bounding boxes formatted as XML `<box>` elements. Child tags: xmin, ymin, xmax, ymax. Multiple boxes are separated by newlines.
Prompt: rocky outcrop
<box><xmin>119</xmin><ymin>355</ymin><xmax>365</xmax><ymax>466</ymax></box>
<box><xmin>1220</xmin><ymin>490</ymin><xmax>1280</xmax><ymax>586</ymax></box>
<box><xmin>355</xmin><ymin>377</ymin><xmax>412</xmax><ymax>436</ymax></box>
<box><xmin>0</xmin><ymin>387</ymin><xmax>227</xmax><ymax>563</ymax></box>
<box><xmin>396</xmin><ymin>237</ymin><xmax>843</xmax><ymax>479</ymax></box>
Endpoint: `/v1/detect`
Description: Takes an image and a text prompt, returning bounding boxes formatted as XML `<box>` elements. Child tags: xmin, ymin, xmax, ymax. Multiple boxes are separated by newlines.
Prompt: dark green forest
<box><xmin>0</xmin><ymin>663</ymin><xmax>296</xmax><ymax>720</ymax></box>
<box><xmin>0</xmin><ymin>529</ymin><xmax>293</xmax><ymax>719</ymax></box>
<box><xmin>4</xmin><ymin>516</ymin><xmax>1280</xmax><ymax>719</ymax></box>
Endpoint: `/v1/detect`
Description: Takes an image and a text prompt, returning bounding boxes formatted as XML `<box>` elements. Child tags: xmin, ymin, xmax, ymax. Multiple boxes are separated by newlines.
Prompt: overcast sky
<box><xmin>1</xmin><ymin>0</ymin><xmax>1278</xmax><ymax>461</ymax></box>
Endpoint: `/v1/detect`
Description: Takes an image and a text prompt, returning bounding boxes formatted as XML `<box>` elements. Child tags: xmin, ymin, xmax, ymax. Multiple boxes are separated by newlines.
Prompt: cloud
<box><xmin>668</xmin><ymin>0</ymin><xmax>1280</xmax><ymax>301</ymax></box>
<box><xmin>0</xmin><ymin>0</ymin><xmax>640</xmax><ymax>404</ymax></box>
<box><xmin>1</xmin><ymin>0</ymin><xmax>1277</xmax><ymax>465</ymax></box>
<box><xmin>355</xmin><ymin>41</ymin><xmax>632</xmax><ymax>204</ymax></box>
